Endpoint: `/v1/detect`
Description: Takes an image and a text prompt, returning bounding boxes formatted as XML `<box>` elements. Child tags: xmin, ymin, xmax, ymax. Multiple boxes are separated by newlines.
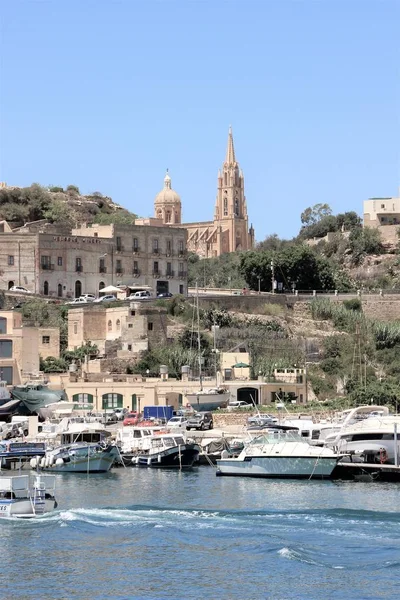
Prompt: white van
<box><xmin>129</xmin><ymin>290</ymin><xmax>152</xmax><ymax>300</ymax></box>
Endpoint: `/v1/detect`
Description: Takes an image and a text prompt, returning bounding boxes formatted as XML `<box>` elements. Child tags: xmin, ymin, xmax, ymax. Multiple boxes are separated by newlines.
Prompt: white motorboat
<box><xmin>216</xmin><ymin>429</ymin><xmax>338</xmax><ymax>479</ymax></box>
<box><xmin>326</xmin><ymin>415</ymin><xmax>400</xmax><ymax>464</ymax></box>
<box><xmin>132</xmin><ymin>433</ymin><xmax>200</xmax><ymax>469</ymax></box>
<box><xmin>186</xmin><ymin>388</ymin><xmax>230</xmax><ymax>411</ymax></box>
<box><xmin>0</xmin><ymin>473</ymin><xmax>57</xmax><ymax>518</ymax></box>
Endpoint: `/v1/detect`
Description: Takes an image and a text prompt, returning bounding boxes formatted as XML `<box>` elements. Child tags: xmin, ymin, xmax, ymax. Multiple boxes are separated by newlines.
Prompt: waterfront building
<box><xmin>0</xmin><ymin>310</ymin><xmax>59</xmax><ymax>384</ymax></box>
<box><xmin>0</xmin><ymin>222</ymin><xmax>188</xmax><ymax>298</ymax></box>
<box><xmin>153</xmin><ymin>127</ymin><xmax>255</xmax><ymax>258</ymax></box>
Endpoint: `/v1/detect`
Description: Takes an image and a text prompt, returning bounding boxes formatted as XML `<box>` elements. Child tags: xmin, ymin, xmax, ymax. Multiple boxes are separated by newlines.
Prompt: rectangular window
<box><xmin>148</xmin><ymin>322</ymin><xmax>153</xmax><ymax>331</ymax></box>
<box><xmin>153</xmin><ymin>261</ymin><xmax>159</xmax><ymax>274</ymax></box>
<box><xmin>0</xmin><ymin>318</ymin><xmax>6</xmax><ymax>334</ymax></box>
<box><xmin>153</xmin><ymin>239</ymin><xmax>159</xmax><ymax>252</ymax></box>
<box><xmin>179</xmin><ymin>285</ymin><xmax>184</xmax><ymax>295</ymax></box>
<box><xmin>116</xmin><ymin>236</ymin><xmax>122</xmax><ymax>250</ymax></box>
<box><xmin>128</xmin><ymin>323</ymin><xmax>133</xmax><ymax>328</ymax></box>
<box><xmin>167</xmin><ymin>240</ymin><xmax>172</xmax><ymax>253</ymax></box>
<box><xmin>42</xmin><ymin>336</ymin><xmax>50</xmax><ymax>344</ymax></box>
<box><xmin>130</xmin><ymin>310</ymin><xmax>135</xmax><ymax>316</ymax></box>
<box><xmin>167</xmin><ymin>262</ymin><xmax>172</xmax><ymax>275</ymax></box>
<box><xmin>0</xmin><ymin>340</ymin><xmax>13</xmax><ymax>358</ymax></box>
<box><xmin>178</xmin><ymin>240</ymin><xmax>184</xmax><ymax>253</ymax></box>
<box><xmin>133</xmin><ymin>260</ymin><xmax>138</xmax><ymax>272</ymax></box>
<box><xmin>41</xmin><ymin>255</ymin><xmax>51</xmax><ymax>267</ymax></box>
<box><xmin>8</xmin><ymin>256</ymin><xmax>14</xmax><ymax>266</ymax></box>
<box><xmin>116</xmin><ymin>259</ymin><xmax>122</xmax><ymax>273</ymax></box>
<box><xmin>99</xmin><ymin>258</ymin><xmax>106</xmax><ymax>273</ymax></box>
<box><xmin>75</xmin><ymin>257</ymin><xmax>82</xmax><ymax>272</ymax></box>
<box><xmin>127</xmin><ymin>344</ymin><xmax>132</xmax><ymax>351</ymax></box>
<box><xmin>133</xmin><ymin>237</ymin><xmax>139</xmax><ymax>250</ymax></box>
<box><xmin>57</xmin><ymin>256</ymin><xmax>63</xmax><ymax>266</ymax></box>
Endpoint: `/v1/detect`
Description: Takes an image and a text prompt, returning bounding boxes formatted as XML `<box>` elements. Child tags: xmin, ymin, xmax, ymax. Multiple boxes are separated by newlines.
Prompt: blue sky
<box><xmin>0</xmin><ymin>0</ymin><xmax>399</xmax><ymax>240</ymax></box>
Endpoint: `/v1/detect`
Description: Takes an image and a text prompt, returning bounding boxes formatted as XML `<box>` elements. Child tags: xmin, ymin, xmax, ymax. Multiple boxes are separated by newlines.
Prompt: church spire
<box><xmin>225</xmin><ymin>125</ymin><xmax>236</xmax><ymax>165</ymax></box>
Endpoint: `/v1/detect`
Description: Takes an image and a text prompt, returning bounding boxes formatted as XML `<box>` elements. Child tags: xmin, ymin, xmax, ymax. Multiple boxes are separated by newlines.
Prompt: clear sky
<box><xmin>0</xmin><ymin>0</ymin><xmax>399</xmax><ymax>240</ymax></box>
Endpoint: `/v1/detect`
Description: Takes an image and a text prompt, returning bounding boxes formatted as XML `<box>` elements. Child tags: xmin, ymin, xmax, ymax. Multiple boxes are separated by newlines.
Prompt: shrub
<box><xmin>343</xmin><ymin>298</ymin><xmax>362</xmax><ymax>312</ymax></box>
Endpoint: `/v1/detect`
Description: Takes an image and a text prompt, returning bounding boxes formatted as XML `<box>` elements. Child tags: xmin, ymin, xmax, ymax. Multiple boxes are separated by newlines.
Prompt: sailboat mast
<box><xmin>196</xmin><ymin>282</ymin><xmax>203</xmax><ymax>391</ymax></box>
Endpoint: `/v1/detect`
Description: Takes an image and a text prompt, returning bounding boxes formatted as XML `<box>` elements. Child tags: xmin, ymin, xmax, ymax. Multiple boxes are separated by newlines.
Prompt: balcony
<box><xmin>132</xmin><ymin>269</ymin><xmax>141</xmax><ymax>277</ymax></box>
<box><xmin>132</xmin><ymin>247</ymin><xmax>140</xmax><ymax>254</ymax></box>
<box><xmin>178</xmin><ymin>271</ymin><xmax>187</xmax><ymax>278</ymax></box>
<box><xmin>116</xmin><ymin>268</ymin><xmax>124</xmax><ymax>275</ymax></box>
<box><xmin>152</xmin><ymin>271</ymin><xmax>161</xmax><ymax>277</ymax></box>
<box><xmin>41</xmin><ymin>264</ymin><xmax>54</xmax><ymax>271</ymax></box>
<box><xmin>116</xmin><ymin>246</ymin><xmax>124</xmax><ymax>253</ymax></box>
<box><xmin>178</xmin><ymin>250</ymin><xmax>187</xmax><ymax>257</ymax></box>
<box><xmin>75</xmin><ymin>265</ymin><xmax>83</xmax><ymax>272</ymax></box>
<box><xmin>166</xmin><ymin>270</ymin><xmax>175</xmax><ymax>278</ymax></box>
<box><xmin>99</xmin><ymin>266</ymin><xmax>107</xmax><ymax>273</ymax></box>
<box><xmin>152</xmin><ymin>248</ymin><xmax>159</xmax><ymax>255</ymax></box>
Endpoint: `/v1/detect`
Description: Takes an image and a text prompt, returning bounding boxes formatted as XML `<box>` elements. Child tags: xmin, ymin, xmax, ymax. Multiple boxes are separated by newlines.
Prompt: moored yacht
<box><xmin>216</xmin><ymin>428</ymin><xmax>339</xmax><ymax>479</ymax></box>
<box><xmin>132</xmin><ymin>433</ymin><xmax>200</xmax><ymax>469</ymax></box>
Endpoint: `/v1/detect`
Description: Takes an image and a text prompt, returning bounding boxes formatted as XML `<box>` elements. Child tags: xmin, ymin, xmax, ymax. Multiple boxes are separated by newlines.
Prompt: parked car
<box><xmin>8</xmin><ymin>286</ymin><xmax>33</xmax><ymax>294</ymax></box>
<box><xmin>66</xmin><ymin>297</ymin><xmax>89</xmax><ymax>305</ymax></box>
<box><xmin>186</xmin><ymin>412</ymin><xmax>213</xmax><ymax>431</ymax></box>
<box><xmin>80</xmin><ymin>294</ymin><xmax>96</xmax><ymax>302</ymax></box>
<box><xmin>114</xmin><ymin>408</ymin><xmax>129</xmax><ymax>421</ymax></box>
<box><xmin>102</xmin><ymin>411</ymin><xmax>118</xmax><ymax>425</ymax></box>
<box><xmin>157</xmin><ymin>292</ymin><xmax>173</xmax><ymax>299</ymax></box>
<box><xmin>247</xmin><ymin>414</ymin><xmax>278</xmax><ymax>427</ymax></box>
<box><xmin>128</xmin><ymin>290</ymin><xmax>151</xmax><ymax>300</ymax></box>
<box><xmin>227</xmin><ymin>401</ymin><xmax>252</xmax><ymax>411</ymax></box>
<box><xmin>166</xmin><ymin>416</ymin><xmax>188</xmax><ymax>430</ymax></box>
<box><xmin>94</xmin><ymin>295</ymin><xmax>117</xmax><ymax>303</ymax></box>
<box><xmin>123</xmin><ymin>411</ymin><xmax>140</xmax><ymax>426</ymax></box>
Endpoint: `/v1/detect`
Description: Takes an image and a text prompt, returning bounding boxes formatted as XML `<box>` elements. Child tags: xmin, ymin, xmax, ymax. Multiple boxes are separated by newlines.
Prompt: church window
<box><xmin>235</xmin><ymin>198</ymin><xmax>239</xmax><ymax>216</ymax></box>
<box><xmin>166</xmin><ymin>211</ymin><xmax>171</xmax><ymax>223</ymax></box>
<box><xmin>223</xmin><ymin>198</ymin><xmax>228</xmax><ymax>216</ymax></box>
<box><xmin>224</xmin><ymin>172</ymin><xmax>227</xmax><ymax>185</ymax></box>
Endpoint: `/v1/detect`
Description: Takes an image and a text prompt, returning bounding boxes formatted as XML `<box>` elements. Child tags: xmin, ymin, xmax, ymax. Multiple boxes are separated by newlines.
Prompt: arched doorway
<box><xmin>43</xmin><ymin>281</ymin><xmax>49</xmax><ymax>296</ymax></box>
<box><xmin>99</xmin><ymin>281</ymin><xmax>105</xmax><ymax>292</ymax></box>
<box><xmin>57</xmin><ymin>284</ymin><xmax>63</xmax><ymax>297</ymax></box>
<box><xmin>237</xmin><ymin>387</ymin><xmax>259</xmax><ymax>405</ymax></box>
<box><xmin>75</xmin><ymin>280</ymin><xmax>82</xmax><ymax>298</ymax></box>
<box><xmin>8</xmin><ymin>281</ymin><xmax>14</xmax><ymax>290</ymax></box>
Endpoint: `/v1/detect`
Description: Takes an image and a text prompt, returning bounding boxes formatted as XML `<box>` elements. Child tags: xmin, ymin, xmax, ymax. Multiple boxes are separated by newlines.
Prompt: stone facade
<box><xmin>153</xmin><ymin>127</ymin><xmax>254</xmax><ymax>258</ymax></box>
<box><xmin>0</xmin><ymin>310</ymin><xmax>59</xmax><ymax>384</ymax></box>
<box><xmin>68</xmin><ymin>302</ymin><xmax>169</xmax><ymax>356</ymax></box>
<box><xmin>0</xmin><ymin>222</ymin><xmax>188</xmax><ymax>298</ymax></box>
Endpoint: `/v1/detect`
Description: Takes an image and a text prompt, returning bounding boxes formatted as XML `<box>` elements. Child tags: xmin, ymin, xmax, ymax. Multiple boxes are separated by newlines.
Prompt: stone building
<box><xmin>0</xmin><ymin>310</ymin><xmax>59</xmax><ymax>384</ymax></box>
<box><xmin>153</xmin><ymin>127</ymin><xmax>254</xmax><ymax>258</ymax></box>
<box><xmin>364</xmin><ymin>193</ymin><xmax>400</xmax><ymax>246</ymax></box>
<box><xmin>0</xmin><ymin>222</ymin><xmax>188</xmax><ymax>298</ymax></box>
<box><xmin>68</xmin><ymin>302</ymin><xmax>168</xmax><ymax>356</ymax></box>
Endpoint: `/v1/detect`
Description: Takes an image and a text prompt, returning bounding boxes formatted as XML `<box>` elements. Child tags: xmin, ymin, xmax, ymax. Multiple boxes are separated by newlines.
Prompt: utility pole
<box><xmin>271</xmin><ymin>259</ymin><xmax>275</xmax><ymax>294</ymax></box>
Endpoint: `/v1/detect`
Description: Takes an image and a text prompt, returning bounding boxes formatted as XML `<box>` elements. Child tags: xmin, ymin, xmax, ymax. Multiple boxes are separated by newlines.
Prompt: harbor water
<box><xmin>1</xmin><ymin>467</ymin><xmax>400</xmax><ymax>599</ymax></box>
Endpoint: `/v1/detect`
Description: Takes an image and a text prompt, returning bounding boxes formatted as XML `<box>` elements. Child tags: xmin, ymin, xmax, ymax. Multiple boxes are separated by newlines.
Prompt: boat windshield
<box><xmin>249</xmin><ymin>430</ymin><xmax>304</xmax><ymax>445</ymax></box>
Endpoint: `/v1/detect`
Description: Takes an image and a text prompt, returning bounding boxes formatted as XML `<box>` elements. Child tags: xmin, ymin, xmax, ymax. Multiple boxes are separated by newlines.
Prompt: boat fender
<box><xmin>221</xmin><ymin>450</ymin><xmax>229</xmax><ymax>459</ymax></box>
<box><xmin>30</xmin><ymin>458</ymin><xmax>37</xmax><ymax>469</ymax></box>
<box><xmin>40</xmin><ymin>458</ymin><xmax>46</xmax><ymax>468</ymax></box>
<box><xmin>55</xmin><ymin>458</ymin><xmax>64</xmax><ymax>466</ymax></box>
<box><xmin>49</xmin><ymin>455</ymin><xmax>54</xmax><ymax>466</ymax></box>
<box><xmin>158</xmin><ymin>455</ymin><xmax>162</xmax><ymax>463</ymax></box>
<box><xmin>135</xmin><ymin>456</ymin><xmax>140</xmax><ymax>465</ymax></box>
<box><xmin>380</xmin><ymin>448</ymin><xmax>388</xmax><ymax>464</ymax></box>
<box><xmin>45</xmin><ymin>456</ymin><xmax>50</xmax><ymax>468</ymax></box>
<box><xmin>147</xmin><ymin>457</ymin><xmax>151</xmax><ymax>466</ymax></box>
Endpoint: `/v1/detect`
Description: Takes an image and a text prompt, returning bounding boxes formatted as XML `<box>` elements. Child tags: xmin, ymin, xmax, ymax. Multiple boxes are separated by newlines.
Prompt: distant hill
<box><xmin>0</xmin><ymin>183</ymin><xmax>137</xmax><ymax>230</ymax></box>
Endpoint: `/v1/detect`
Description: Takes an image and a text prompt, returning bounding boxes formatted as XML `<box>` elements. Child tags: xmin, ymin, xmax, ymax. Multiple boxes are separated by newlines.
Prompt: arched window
<box><xmin>235</xmin><ymin>198</ymin><xmax>239</xmax><ymax>216</ymax></box>
<box><xmin>72</xmin><ymin>393</ymin><xmax>94</xmax><ymax>407</ymax></box>
<box><xmin>116</xmin><ymin>319</ymin><xmax>121</xmax><ymax>330</ymax></box>
<box><xmin>57</xmin><ymin>284</ymin><xmax>63</xmax><ymax>297</ymax></box>
<box><xmin>223</xmin><ymin>198</ymin><xmax>228</xmax><ymax>216</ymax></box>
<box><xmin>43</xmin><ymin>281</ymin><xmax>49</xmax><ymax>296</ymax></box>
<box><xmin>108</xmin><ymin>320</ymin><xmax>112</xmax><ymax>332</ymax></box>
<box><xmin>224</xmin><ymin>172</ymin><xmax>227</xmax><ymax>185</ymax></box>
<box><xmin>75</xmin><ymin>280</ymin><xmax>82</xmax><ymax>298</ymax></box>
<box><xmin>102</xmin><ymin>393</ymin><xmax>123</xmax><ymax>409</ymax></box>
<box><xmin>99</xmin><ymin>281</ymin><xmax>105</xmax><ymax>291</ymax></box>
<box><xmin>8</xmin><ymin>281</ymin><xmax>14</xmax><ymax>290</ymax></box>
<box><xmin>165</xmin><ymin>211</ymin><xmax>171</xmax><ymax>223</ymax></box>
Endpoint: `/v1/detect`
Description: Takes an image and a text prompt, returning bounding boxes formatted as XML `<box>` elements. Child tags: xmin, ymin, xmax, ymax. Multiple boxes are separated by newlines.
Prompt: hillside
<box><xmin>0</xmin><ymin>183</ymin><xmax>137</xmax><ymax>230</ymax></box>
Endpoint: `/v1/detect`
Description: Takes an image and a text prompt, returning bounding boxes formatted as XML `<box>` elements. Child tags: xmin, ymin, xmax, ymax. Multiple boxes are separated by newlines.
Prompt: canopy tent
<box><xmin>232</xmin><ymin>362</ymin><xmax>250</xmax><ymax>368</ymax></box>
<box><xmin>99</xmin><ymin>285</ymin><xmax>122</xmax><ymax>294</ymax></box>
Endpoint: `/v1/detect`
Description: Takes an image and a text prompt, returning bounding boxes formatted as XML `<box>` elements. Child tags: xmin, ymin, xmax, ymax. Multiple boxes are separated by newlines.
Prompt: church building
<box><xmin>153</xmin><ymin>127</ymin><xmax>254</xmax><ymax>257</ymax></box>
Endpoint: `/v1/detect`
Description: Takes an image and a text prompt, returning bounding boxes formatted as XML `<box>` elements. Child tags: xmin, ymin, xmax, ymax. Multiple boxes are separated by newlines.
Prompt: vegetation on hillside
<box><xmin>0</xmin><ymin>183</ymin><xmax>137</xmax><ymax>229</ymax></box>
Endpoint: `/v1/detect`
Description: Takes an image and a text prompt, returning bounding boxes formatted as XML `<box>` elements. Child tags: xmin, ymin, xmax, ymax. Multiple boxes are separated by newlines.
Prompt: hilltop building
<box><xmin>364</xmin><ymin>193</ymin><xmax>400</xmax><ymax>246</ymax></box>
<box><xmin>153</xmin><ymin>127</ymin><xmax>255</xmax><ymax>258</ymax></box>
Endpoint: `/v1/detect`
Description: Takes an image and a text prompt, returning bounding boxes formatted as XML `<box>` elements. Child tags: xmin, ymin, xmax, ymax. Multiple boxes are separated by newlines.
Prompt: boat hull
<box><xmin>135</xmin><ymin>444</ymin><xmax>200</xmax><ymax>469</ymax></box>
<box><xmin>216</xmin><ymin>456</ymin><xmax>337</xmax><ymax>479</ymax></box>
<box><xmin>0</xmin><ymin>497</ymin><xmax>57</xmax><ymax>518</ymax></box>
<box><xmin>37</xmin><ymin>446</ymin><xmax>118</xmax><ymax>473</ymax></box>
<box><xmin>186</xmin><ymin>393</ymin><xmax>230</xmax><ymax>412</ymax></box>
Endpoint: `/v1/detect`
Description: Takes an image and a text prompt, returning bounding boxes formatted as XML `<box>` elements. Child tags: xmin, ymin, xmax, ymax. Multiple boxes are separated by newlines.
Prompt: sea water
<box><xmin>1</xmin><ymin>468</ymin><xmax>400</xmax><ymax>599</ymax></box>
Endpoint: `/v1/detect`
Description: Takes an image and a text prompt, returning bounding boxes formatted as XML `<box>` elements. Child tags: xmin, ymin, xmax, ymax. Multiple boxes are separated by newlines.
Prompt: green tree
<box><xmin>348</xmin><ymin>227</ymin><xmax>384</xmax><ymax>264</ymax></box>
<box><xmin>66</xmin><ymin>185</ymin><xmax>80</xmax><ymax>194</ymax></box>
<box><xmin>300</xmin><ymin>203</ymin><xmax>332</xmax><ymax>226</ymax></box>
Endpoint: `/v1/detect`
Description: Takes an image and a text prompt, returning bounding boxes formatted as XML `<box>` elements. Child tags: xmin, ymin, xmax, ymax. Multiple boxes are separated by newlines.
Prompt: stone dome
<box><xmin>154</xmin><ymin>170</ymin><xmax>181</xmax><ymax>205</ymax></box>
